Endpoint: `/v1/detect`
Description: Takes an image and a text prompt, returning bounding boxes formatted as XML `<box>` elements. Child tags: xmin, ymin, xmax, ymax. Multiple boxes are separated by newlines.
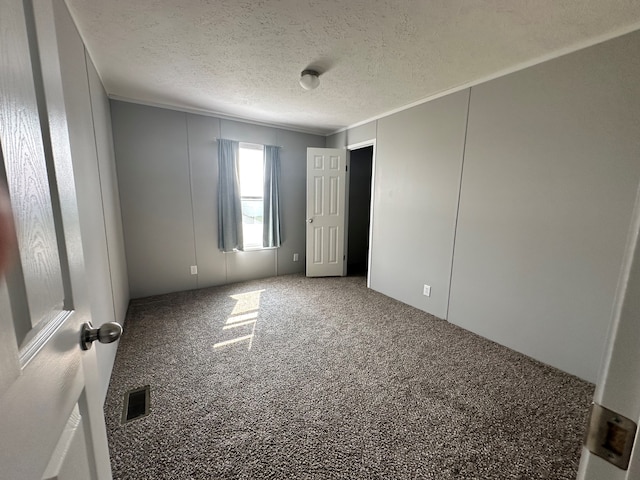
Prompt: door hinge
<box><xmin>343</xmin><ymin>255</ymin><xmax>346</xmax><ymax>261</ymax></box>
<box><xmin>584</xmin><ymin>402</ymin><xmax>637</xmax><ymax>470</ymax></box>
<box><xmin>345</xmin><ymin>165</ymin><xmax>348</xmax><ymax>172</ymax></box>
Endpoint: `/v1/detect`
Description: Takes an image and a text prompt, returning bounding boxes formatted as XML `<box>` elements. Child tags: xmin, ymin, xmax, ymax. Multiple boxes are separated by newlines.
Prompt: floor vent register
<box><xmin>121</xmin><ymin>385</ymin><xmax>150</xmax><ymax>424</ymax></box>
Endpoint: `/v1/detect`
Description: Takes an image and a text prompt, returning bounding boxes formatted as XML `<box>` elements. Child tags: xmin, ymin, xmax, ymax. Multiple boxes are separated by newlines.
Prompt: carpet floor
<box><xmin>105</xmin><ymin>274</ymin><xmax>594</xmax><ymax>479</ymax></box>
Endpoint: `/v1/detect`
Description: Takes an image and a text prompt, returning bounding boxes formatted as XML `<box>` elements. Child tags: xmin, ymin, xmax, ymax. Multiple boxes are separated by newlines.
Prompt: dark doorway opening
<box><xmin>347</xmin><ymin>145</ymin><xmax>373</xmax><ymax>276</ymax></box>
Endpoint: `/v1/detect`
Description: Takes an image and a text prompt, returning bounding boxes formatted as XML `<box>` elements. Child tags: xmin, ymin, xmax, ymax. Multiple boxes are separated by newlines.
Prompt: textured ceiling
<box><xmin>65</xmin><ymin>0</ymin><xmax>640</xmax><ymax>135</ymax></box>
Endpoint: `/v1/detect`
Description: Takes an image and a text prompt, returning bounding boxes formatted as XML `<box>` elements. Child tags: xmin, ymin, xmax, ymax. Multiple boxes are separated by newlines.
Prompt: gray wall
<box><xmin>447</xmin><ymin>32</ymin><xmax>640</xmax><ymax>382</ymax></box>
<box><xmin>327</xmin><ymin>121</ymin><xmax>377</xmax><ymax>148</ymax></box>
<box><xmin>111</xmin><ymin>101</ymin><xmax>325</xmax><ymax>298</ymax></box>
<box><xmin>340</xmin><ymin>30</ymin><xmax>640</xmax><ymax>382</ymax></box>
<box><xmin>86</xmin><ymin>56</ymin><xmax>129</xmax><ymax>400</ymax></box>
<box><xmin>112</xmin><ymin>103</ymin><xmax>196</xmax><ymax>297</ymax></box>
<box><xmin>53</xmin><ymin>1</ymin><xmax>129</xmax><ymax>400</ymax></box>
<box><xmin>369</xmin><ymin>91</ymin><xmax>470</xmax><ymax>319</ymax></box>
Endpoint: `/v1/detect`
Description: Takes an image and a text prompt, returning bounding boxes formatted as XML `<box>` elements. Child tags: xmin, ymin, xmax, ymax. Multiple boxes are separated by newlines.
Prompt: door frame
<box><xmin>346</xmin><ymin>139</ymin><xmax>377</xmax><ymax>288</ymax></box>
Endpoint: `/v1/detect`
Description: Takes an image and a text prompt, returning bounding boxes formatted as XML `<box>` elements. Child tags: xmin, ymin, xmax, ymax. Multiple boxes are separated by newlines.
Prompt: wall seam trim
<box><xmin>84</xmin><ymin>48</ymin><xmax>118</xmax><ymax>325</ymax></box>
<box><xmin>445</xmin><ymin>88</ymin><xmax>472</xmax><ymax>321</ymax></box>
<box><xmin>185</xmin><ymin>114</ymin><xmax>198</xmax><ymax>288</ymax></box>
<box><xmin>367</xmin><ymin>121</ymin><xmax>379</xmax><ymax>290</ymax></box>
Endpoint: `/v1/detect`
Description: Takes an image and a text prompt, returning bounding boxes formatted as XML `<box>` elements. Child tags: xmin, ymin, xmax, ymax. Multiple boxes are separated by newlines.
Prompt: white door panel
<box><xmin>306</xmin><ymin>148</ymin><xmax>348</xmax><ymax>277</ymax></box>
<box><xmin>43</xmin><ymin>405</ymin><xmax>92</xmax><ymax>480</ymax></box>
<box><xmin>577</xmin><ymin>183</ymin><xmax>640</xmax><ymax>479</ymax></box>
<box><xmin>0</xmin><ymin>0</ymin><xmax>111</xmax><ymax>478</ymax></box>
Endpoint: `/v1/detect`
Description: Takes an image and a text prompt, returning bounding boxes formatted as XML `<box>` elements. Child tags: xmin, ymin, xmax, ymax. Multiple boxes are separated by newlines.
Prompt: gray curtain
<box><xmin>263</xmin><ymin>145</ymin><xmax>282</xmax><ymax>248</ymax></box>
<box><xmin>217</xmin><ymin>139</ymin><xmax>243</xmax><ymax>252</ymax></box>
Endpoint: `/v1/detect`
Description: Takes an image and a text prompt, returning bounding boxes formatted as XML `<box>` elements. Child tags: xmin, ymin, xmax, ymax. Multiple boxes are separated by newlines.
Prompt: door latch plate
<box><xmin>584</xmin><ymin>402</ymin><xmax>637</xmax><ymax>470</ymax></box>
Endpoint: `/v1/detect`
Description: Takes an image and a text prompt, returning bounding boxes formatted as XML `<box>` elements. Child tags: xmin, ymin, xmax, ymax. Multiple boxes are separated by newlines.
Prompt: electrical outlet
<box><xmin>190</xmin><ymin>265</ymin><xmax>198</xmax><ymax>275</ymax></box>
<box><xmin>423</xmin><ymin>284</ymin><xmax>431</xmax><ymax>297</ymax></box>
<box><xmin>293</xmin><ymin>253</ymin><xmax>299</xmax><ymax>262</ymax></box>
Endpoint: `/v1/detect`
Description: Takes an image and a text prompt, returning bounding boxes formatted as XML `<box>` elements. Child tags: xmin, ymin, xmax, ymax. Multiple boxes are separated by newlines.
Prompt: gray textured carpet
<box><xmin>105</xmin><ymin>274</ymin><xmax>593</xmax><ymax>479</ymax></box>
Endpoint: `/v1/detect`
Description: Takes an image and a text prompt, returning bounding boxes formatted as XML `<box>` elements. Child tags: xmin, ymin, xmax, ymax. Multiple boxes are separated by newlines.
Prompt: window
<box><xmin>238</xmin><ymin>143</ymin><xmax>264</xmax><ymax>249</ymax></box>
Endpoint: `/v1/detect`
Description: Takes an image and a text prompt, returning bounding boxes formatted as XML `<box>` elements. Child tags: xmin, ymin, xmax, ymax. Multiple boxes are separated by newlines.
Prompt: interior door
<box><xmin>306</xmin><ymin>147</ymin><xmax>349</xmax><ymax>277</ymax></box>
<box><xmin>0</xmin><ymin>0</ymin><xmax>111</xmax><ymax>478</ymax></box>
<box><xmin>577</xmin><ymin>184</ymin><xmax>640</xmax><ymax>479</ymax></box>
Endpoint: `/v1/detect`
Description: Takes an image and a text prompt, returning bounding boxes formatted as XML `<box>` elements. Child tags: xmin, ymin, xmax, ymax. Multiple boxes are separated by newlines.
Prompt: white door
<box><xmin>306</xmin><ymin>148</ymin><xmax>349</xmax><ymax>277</ymax></box>
<box><xmin>577</xmin><ymin>183</ymin><xmax>640</xmax><ymax>479</ymax></box>
<box><xmin>0</xmin><ymin>0</ymin><xmax>112</xmax><ymax>478</ymax></box>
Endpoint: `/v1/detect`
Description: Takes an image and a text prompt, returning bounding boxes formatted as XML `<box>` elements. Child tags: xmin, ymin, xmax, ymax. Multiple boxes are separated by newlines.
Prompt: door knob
<box><xmin>81</xmin><ymin>322</ymin><xmax>122</xmax><ymax>350</ymax></box>
<box><xmin>307</xmin><ymin>218</ymin><xmax>313</xmax><ymax>223</ymax></box>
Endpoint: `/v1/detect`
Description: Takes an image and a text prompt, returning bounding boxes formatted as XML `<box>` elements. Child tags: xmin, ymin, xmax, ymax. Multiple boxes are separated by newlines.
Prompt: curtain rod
<box><xmin>214</xmin><ymin>138</ymin><xmax>282</xmax><ymax>148</ymax></box>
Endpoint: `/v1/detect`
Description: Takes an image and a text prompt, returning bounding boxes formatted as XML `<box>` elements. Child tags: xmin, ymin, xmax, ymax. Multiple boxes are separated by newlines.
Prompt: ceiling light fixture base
<box><xmin>299</xmin><ymin>69</ymin><xmax>320</xmax><ymax>90</ymax></box>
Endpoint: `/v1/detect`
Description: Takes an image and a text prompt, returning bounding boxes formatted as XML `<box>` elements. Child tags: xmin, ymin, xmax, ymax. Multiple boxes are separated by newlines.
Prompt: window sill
<box><xmin>224</xmin><ymin>246</ymin><xmax>279</xmax><ymax>253</ymax></box>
